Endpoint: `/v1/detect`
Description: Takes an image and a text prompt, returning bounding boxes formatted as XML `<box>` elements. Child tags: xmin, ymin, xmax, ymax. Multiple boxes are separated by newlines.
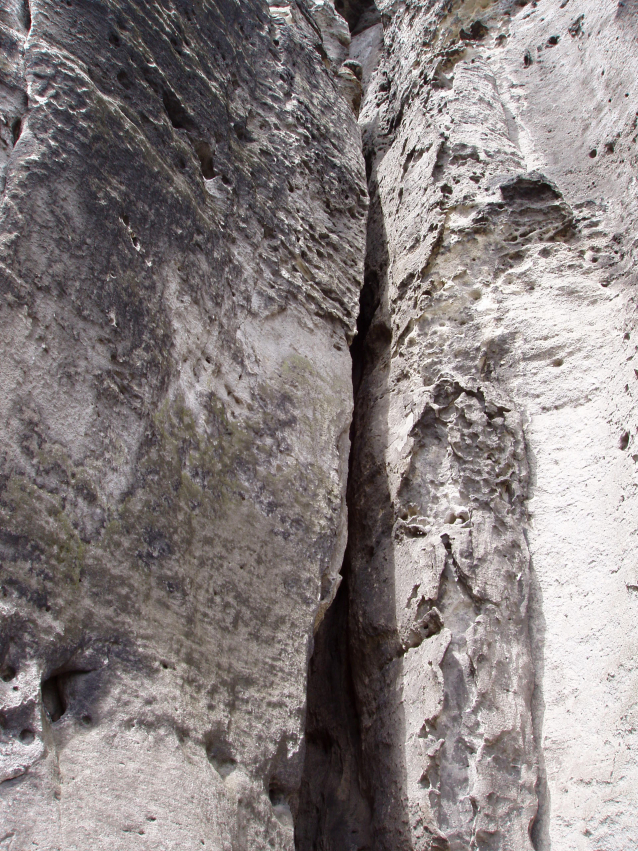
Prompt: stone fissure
<box><xmin>299</xmin><ymin>3</ymin><xmax>544</xmax><ymax>849</ymax></box>
<box><xmin>295</xmin><ymin>161</ymin><xmax>379</xmax><ymax>849</ymax></box>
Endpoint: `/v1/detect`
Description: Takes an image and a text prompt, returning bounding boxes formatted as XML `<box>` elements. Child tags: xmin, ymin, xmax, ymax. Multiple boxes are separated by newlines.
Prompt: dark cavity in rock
<box><xmin>295</xmin><ymin>566</ymin><xmax>372</xmax><ymax>851</ymax></box>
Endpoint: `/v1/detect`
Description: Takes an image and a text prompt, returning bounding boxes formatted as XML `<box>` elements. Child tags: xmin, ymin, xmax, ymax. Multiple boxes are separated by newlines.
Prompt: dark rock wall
<box><xmin>0</xmin><ymin>1</ymin><xmax>366</xmax><ymax>847</ymax></box>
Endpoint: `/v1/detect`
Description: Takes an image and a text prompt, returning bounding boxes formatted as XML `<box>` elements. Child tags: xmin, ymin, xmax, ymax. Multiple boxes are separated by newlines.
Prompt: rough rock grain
<box><xmin>3</xmin><ymin>0</ymin><xmax>638</xmax><ymax>850</ymax></box>
<box><xmin>337</xmin><ymin>1</ymin><xmax>638</xmax><ymax>849</ymax></box>
<box><xmin>0</xmin><ymin>1</ymin><xmax>366</xmax><ymax>847</ymax></box>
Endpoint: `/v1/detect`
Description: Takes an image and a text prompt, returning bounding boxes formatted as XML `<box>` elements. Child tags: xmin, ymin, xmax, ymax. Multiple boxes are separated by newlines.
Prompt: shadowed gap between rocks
<box><xmin>334</xmin><ymin>0</ymin><xmax>378</xmax><ymax>34</ymax></box>
<box><xmin>294</xmin><ymin>266</ymin><xmax>379</xmax><ymax>851</ymax></box>
<box><xmin>295</xmin><ymin>11</ymin><xmax>379</xmax><ymax>848</ymax></box>
<box><xmin>294</xmin><ymin>559</ymin><xmax>372</xmax><ymax>851</ymax></box>
<box><xmin>296</xmin><ymin>111</ymin><xmax>415</xmax><ymax>848</ymax></box>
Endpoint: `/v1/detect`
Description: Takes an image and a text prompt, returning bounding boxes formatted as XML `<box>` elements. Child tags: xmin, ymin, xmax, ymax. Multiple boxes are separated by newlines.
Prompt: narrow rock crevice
<box><xmin>295</xmin><ymin>239</ymin><xmax>379</xmax><ymax>851</ymax></box>
<box><xmin>295</xmin><ymin>561</ymin><xmax>372</xmax><ymax>851</ymax></box>
<box><xmin>295</xmin><ymin>6</ymin><xmax>383</xmax><ymax>848</ymax></box>
<box><xmin>23</xmin><ymin>0</ymin><xmax>32</xmax><ymax>33</ymax></box>
<box><xmin>334</xmin><ymin>0</ymin><xmax>377</xmax><ymax>33</ymax></box>
<box><xmin>527</xmin><ymin>547</ymin><xmax>550</xmax><ymax>851</ymax></box>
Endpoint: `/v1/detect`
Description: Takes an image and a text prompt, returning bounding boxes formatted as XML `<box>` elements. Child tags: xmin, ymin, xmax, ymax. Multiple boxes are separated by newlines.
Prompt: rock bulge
<box><xmin>0</xmin><ymin>1</ymin><xmax>365</xmax><ymax>848</ymax></box>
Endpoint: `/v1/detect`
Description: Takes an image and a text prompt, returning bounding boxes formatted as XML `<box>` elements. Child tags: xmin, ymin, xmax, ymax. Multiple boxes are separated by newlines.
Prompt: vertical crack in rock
<box><xmin>299</xmin><ymin>2</ymin><xmax>549</xmax><ymax>849</ymax></box>
<box><xmin>22</xmin><ymin>0</ymin><xmax>32</xmax><ymax>33</ymax></box>
<box><xmin>295</xmin><ymin>7</ymin><xmax>386</xmax><ymax>848</ymax></box>
<box><xmin>295</xmin><ymin>204</ymin><xmax>379</xmax><ymax>851</ymax></box>
<box><xmin>527</xmin><ymin>543</ymin><xmax>550</xmax><ymax>851</ymax></box>
<box><xmin>295</xmin><ymin>559</ymin><xmax>372</xmax><ymax>851</ymax></box>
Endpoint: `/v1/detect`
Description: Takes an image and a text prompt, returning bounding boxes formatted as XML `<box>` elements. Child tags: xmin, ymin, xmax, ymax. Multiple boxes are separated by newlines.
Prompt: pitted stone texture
<box><xmin>348</xmin><ymin>0</ymin><xmax>638</xmax><ymax>849</ymax></box>
<box><xmin>0</xmin><ymin>1</ymin><xmax>366</xmax><ymax>848</ymax></box>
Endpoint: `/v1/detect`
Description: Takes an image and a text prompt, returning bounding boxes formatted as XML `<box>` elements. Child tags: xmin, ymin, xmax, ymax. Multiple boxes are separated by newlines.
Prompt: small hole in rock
<box><xmin>620</xmin><ymin>431</ymin><xmax>630</xmax><ymax>450</ymax></box>
<box><xmin>459</xmin><ymin>20</ymin><xmax>488</xmax><ymax>41</ymax></box>
<box><xmin>1</xmin><ymin>665</ymin><xmax>17</xmax><ymax>682</ymax></box>
<box><xmin>193</xmin><ymin>140</ymin><xmax>215</xmax><ymax>180</ymax></box>
<box><xmin>42</xmin><ymin>673</ymin><xmax>67</xmax><ymax>722</ymax></box>
<box><xmin>116</xmin><ymin>70</ymin><xmax>133</xmax><ymax>90</ymax></box>
<box><xmin>206</xmin><ymin>740</ymin><xmax>236</xmax><ymax>777</ymax></box>
<box><xmin>552</xmin><ymin>357</ymin><xmax>564</xmax><ymax>367</ymax></box>
<box><xmin>11</xmin><ymin>118</ymin><xmax>22</xmax><ymax>146</ymax></box>
<box><xmin>19</xmin><ymin>729</ymin><xmax>34</xmax><ymax>745</ymax></box>
<box><xmin>121</xmin><ymin>214</ymin><xmax>130</xmax><ymax>227</ymax></box>
<box><xmin>268</xmin><ymin>778</ymin><xmax>286</xmax><ymax>806</ymax></box>
<box><xmin>81</xmin><ymin>714</ymin><xmax>92</xmax><ymax>726</ymax></box>
<box><xmin>162</xmin><ymin>88</ymin><xmax>196</xmax><ymax>132</ymax></box>
<box><xmin>233</xmin><ymin>122</ymin><xmax>248</xmax><ymax>141</ymax></box>
<box><xmin>109</xmin><ymin>31</ymin><xmax>120</xmax><ymax>47</ymax></box>
<box><xmin>589</xmin><ymin>149</ymin><xmax>597</xmax><ymax>158</ymax></box>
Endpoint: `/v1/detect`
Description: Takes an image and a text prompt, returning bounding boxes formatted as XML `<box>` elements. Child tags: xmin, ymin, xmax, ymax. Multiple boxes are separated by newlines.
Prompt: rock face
<box><xmin>0</xmin><ymin>1</ymin><xmax>366</xmax><ymax>848</ymax></box>
<box><xmin>2</xmin><ymin>0</ymin><xmax>638</xmax><ymax>850</ymax></box>
<box><xmin>300</xmin><ymin>1</ymin><xmax>638</xmax><ymax>850</ymax></box>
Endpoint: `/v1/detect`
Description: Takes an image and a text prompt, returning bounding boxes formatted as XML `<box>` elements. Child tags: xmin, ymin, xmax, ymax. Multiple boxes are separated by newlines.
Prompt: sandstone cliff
<box><xmin>0</xmin><ymin>1</ymin><xmax>365</xmax><ymax>847</ymax></box>
<box><xmin>1</xmin><ymin>1</ymin><xmax>637</xmax><ymax>850</ymax></box>
<box><xmin>304</xmin><ymin>1</ymin><xmax>638</xmax><ymax>849</ymax></box>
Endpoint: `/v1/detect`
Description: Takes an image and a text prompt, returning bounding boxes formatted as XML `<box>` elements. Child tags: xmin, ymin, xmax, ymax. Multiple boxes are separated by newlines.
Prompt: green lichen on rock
<box><xmin>0</xmin><ymin>474</ymin><xmax>86</xmax><ymax>585</ymax></box>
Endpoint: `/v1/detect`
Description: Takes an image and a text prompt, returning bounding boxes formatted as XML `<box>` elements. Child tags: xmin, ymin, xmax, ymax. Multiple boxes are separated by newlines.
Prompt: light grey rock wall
<box><xmin>0</xmin><ymin>1</ymin><xmax>366</xmax><ymax>848</ymax></box>
<box><xmin>344</xmin><ymin>0</ymin><xmax>638</xmax><ymax>849</ymax></box>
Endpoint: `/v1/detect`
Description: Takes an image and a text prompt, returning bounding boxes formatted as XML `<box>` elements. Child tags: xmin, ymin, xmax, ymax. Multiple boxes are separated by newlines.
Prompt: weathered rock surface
<box><xmin>3</xmin><ymin>0</ymin><xmax>638</xmax><ymax>849</ymax></box>
<box><xmin>319</xmin><ymin>1</ymin><xmax>638</xmax><ymax>849</ymax></box>
<box><xmin>0</xmin><ymin>1</ymin><xmax>366</xmax><ymax>847</ymax></box>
